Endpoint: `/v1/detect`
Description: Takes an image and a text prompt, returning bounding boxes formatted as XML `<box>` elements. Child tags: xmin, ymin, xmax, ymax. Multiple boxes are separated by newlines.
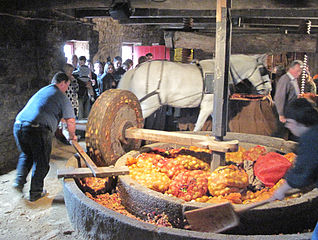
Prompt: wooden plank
<box><xmin>168</xmin><ymin>31</ymin><xmax>317</xmax><ymax>53</ymax></box>
<box><xmin>57</xmin><ymin>166</ymin><xmax>129</xmax><ymax>178</ymax></box>
<box><xmin>125</xmin><ymin>128</ymin><xmax>238</xmax><ymax>153</ymax></box>
<box><xmin>72</xmin><ymin>141</ymin><xmax>99</xmax><ymax>176</ymax></box>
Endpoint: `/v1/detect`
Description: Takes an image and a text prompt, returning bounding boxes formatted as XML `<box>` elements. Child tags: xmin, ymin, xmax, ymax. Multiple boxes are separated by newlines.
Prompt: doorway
<box><xmin>64</xmin><ymin>40</ymin><xmax>90</xmax><ymax>64</ymax></box>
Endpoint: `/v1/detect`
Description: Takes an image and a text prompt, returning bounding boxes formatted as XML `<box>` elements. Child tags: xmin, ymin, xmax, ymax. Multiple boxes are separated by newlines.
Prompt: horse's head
<box><xmin>230</xmin><ymin>54</ymin><xmax>272</xmax><ymax>95</ymax></box>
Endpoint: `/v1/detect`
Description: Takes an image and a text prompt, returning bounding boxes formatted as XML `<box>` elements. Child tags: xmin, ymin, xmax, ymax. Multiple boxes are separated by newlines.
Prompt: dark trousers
<box><xmin>13</xmin><ymin>122</ymin><xmax>52</xmax><ymax>194</ymax></box>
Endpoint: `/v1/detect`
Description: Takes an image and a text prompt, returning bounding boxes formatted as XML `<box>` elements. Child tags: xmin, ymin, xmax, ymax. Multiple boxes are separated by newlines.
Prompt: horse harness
<box><xmin>138</xmin><ymin>60</ymin><xmax>206</xmax><ymax>106</ymax></box>
<box><xmin>230</xmin><ymin>61</ymin><xmax>270</xmax><ymax>91</ymax></box>
<box><xmin>139</xmin><ymin>60</ymin><xmax>165</xmax><ymax>104</ymax></box>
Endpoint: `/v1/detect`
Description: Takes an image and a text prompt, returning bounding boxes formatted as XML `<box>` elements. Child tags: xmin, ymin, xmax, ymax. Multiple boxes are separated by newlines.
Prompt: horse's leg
<box><xmin>194</xmin><ymin>94</ymin><xmax>214</xmax><ymax>131</ymax></box>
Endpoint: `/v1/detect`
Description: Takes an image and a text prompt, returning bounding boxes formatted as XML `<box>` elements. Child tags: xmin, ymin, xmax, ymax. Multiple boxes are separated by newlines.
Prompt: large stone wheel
<box><xmin>85</xmin><ymin>89</ymin><xmax>144</xmax><ymax>166</ymax></box>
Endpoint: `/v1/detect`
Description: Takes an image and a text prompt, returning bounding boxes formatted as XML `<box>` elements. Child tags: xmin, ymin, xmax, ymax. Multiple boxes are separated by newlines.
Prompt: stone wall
<box><xmin>92</xmin><ymin>17</ymin><xmax>164</xmax><ymax>63</ymax></box>
<box><xmin>0</xmin><ymin>13</ymin><xmax>98</xmax><ymax>174</ymax></box>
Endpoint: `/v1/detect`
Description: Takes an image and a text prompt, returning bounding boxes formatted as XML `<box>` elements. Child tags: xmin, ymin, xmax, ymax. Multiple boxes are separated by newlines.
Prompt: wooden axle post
<box><xmin>211</xmin><ymin>0</ymin><xmax>232</xmax><ymax>170</ymax></box>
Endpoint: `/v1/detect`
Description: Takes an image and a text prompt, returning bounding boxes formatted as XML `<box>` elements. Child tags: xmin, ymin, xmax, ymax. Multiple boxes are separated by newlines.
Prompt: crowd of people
<box><xmin>69</xmin><ymin>55</ymin><xmax>127</xmax><ymax>119</ymax></box>
<box><xmin>66</xmin><ymin>53</ymin><xmax>153</xmax><ymax>119</ymax></box>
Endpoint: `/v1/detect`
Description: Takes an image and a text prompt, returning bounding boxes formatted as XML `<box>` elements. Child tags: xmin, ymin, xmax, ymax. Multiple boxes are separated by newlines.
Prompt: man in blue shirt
<box><xmin>13</xmin><ymin>72</ymin><xmax>77</xmax><ymax>201</ymax></box>
<box><xmin>272</xmin><ymin>98</ymin><xmax>318</xmax><ymax>239</ymax></box>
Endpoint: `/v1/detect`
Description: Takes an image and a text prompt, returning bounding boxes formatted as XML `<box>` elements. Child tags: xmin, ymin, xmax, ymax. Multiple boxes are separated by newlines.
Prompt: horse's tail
<box><xmin>117</xmin><ymin>68</ymin><xmax>136</xmax><ymax>90</ymax></box>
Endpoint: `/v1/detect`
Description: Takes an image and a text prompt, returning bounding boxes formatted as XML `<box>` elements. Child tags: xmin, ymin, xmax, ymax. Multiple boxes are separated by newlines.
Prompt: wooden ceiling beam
<box><xmin>160</xmin><ymin>26</ymin><xmax>318</xmax><ymax>34</ymax></box>
<box><xmin>75</xmin><ymin>9</ymin><xmax>110</xmax><ymax>18</ymax></box>
<box><xmin>131</xmin><ymin>8</ymin><xmax>318</xmax><ymax>19</ymax></box>
<box><xmin>119</xmin><ymin>17</ymin><xmax>318</xmax><ymax>28</ymax></box>
<box><xmin>119</xmin><ymin>18</ymin><xmax>215</xmax><ymax>25</ymax></box>
<box><xmin>6</xmin><ymin>0</ymin><xmax>318</xmax><ymax>12</ymax></box>
<box><xmin>131</xmin><ymin>0</ymin><xmax>318</xmax><ymax>10</ymax></box>
<box><xmin>164</xmin><ymin>31</ymin><xmax>317</xmax><ymax>54</ymax></box>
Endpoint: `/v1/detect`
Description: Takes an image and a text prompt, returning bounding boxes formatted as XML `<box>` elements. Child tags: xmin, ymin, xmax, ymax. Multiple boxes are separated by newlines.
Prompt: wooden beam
<box><xmin>131</xmin><ymin>0</ymin><xmax>318</xmax><ymax>10</ymax></box>
<box><xmin>125</xmin><ymin>128</ymin><xmax>239</xmax><ymax>152</ymax></box>
<box><xmin>166</xmin><ymin>31</ymin><xmax>317</xmax><ymax>53</ymax></box>
<box><xmin>131</xmin><ymin>8</ymin><xmax>318</xmax><ymax>19</ymax></box>
<box><xmin>75</xmin><ymin>9</ymin><xmax>110</xmax><ymax>18</ymax></box>
<box><xmin>8</xmin><ymin>0</ymin><xmax>318</xmax><ymax>13</ymax></box>
<box><xmin>231</xmin><ymin>9</ymin><xmax>318</xmax><ymax>19</ymax></box>
<box><xmin>5</xmin><ymin>0</ymin><xmax>112</xmax><ymax>11</ymax></box>
<box><xmin>242</xmin><ymin>18</ymin><xmax>318</xmax><ymax>26</ymax></box>
<box><xmin>211</xmin><ymin>0</ymin><xmax>232</xmax><ymax>168</ymax></box>
<box><xmin>119</xmin><ymin>18</ymin><xmax>215</xmax><ymax>25</ymax></box>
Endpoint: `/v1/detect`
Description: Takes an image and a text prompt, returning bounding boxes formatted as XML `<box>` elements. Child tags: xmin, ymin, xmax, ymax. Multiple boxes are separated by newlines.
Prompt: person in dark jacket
<box><xmin>72</xmin><ymin>56</ymin><xmax>91</xmax><ymax>119</ymax></box>
<box><xmin>113</xmin><ymin>56</ymin><xmax>126</xmax><ymax>86</ymax></box>
<box><xmin>271</xmin><ymin>98</ymin><xmax>318</xmax><ymax>239</ymax></box>
<box><xmin>13</xmin><ymin>72</ymin><xmax>77</xmax><ymax>201</ymax></box>
<box><xmin>102</xmin><ymin>62</ymin><xmax>116</xmax><ymax>90</ymax></box>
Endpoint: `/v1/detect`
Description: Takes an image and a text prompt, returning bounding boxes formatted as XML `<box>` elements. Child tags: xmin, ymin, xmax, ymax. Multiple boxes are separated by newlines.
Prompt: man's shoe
<box><xmin>12</xmin><ymin>182</ymin><xmax>24</xmax><ymax>193</ymax></box>
<box><xmin>28</xmin><ymin>189</ymin><xmax>48</xmax><ymax>202</ymax></box>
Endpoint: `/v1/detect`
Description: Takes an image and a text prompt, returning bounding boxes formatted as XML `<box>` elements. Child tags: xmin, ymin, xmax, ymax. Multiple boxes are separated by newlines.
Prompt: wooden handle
<box><xmin>125</xmin><ymin>128</ymin><xmax>238</xmax><ymax>153</ymax></box>
<box><xmin>57</xmin><ymin>166</ymin><xmax>129</xmax><ymax>178</ymax></box>
<box><xmin>235</xmin><ymin>199</ymin><xmax>272</xmax><ymax>214</ymax></box>
<box><xmin>72</xmin><ymin>141</ymin><xmax>99</xmax><ymax>177</ymax></box>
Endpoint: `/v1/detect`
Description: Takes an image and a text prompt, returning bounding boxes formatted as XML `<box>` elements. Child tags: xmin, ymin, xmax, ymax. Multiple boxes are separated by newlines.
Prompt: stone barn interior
<box><xmin>0</xmin><ymin>1</ymin><xmax>318</xmax><ymax>239</ymax></box>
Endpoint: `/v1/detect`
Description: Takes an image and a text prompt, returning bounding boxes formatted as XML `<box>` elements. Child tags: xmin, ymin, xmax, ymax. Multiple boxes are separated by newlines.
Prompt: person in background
<box><xmin>63</xmin><ymin>63</ymin><xmax>79</xmax><ymax>116</ymax></box>
<box><xmin>122</xmin><ymin>58</ymin><xmax>133</xmax><ymax>71</ymax></box>
<box><xmin>136</xmin><ymin>56</ymin><xmax>147</xmax><ymax>68</ymax></box>
<box><xmin>113</xmin><ymin>56</ymin><xmax>126</xmax><ymax>86</ymax></box>
<box><xmin>94</xmin><ymin>61</ymin><xmax>104</xmax><ymax>97</ymax></box>
<box><xmin>270</xmin><ymin>65</ymin><xmax>286</xmax><ymax>99</ymax></box>
<box><xmin>274</xmin><ymin>60</ymin><xmax>303</xmax><ymax>140</ymax></box>
<box><xmin>72</xmin><ymin>56</ymin><xmax>92</xmax><ymax>119</ymax></box>
<box><xmin>271</xmin><ymin>98</ymin><xmax>318</xmax><ymax>240</ymax></box>
<box><xmin>146</xmin><ymin>52</ymin><xmax>153</xmax><ymax>61</ymax></box>
<box><xmin>87</xmin><ymin>59</ymin><xmax>99</xmax><ymax>103</ymax></box>
<box><xmin>274</xmin><ymin>60</ymin><xmax>303</xmax><ymax>124</ymax></box>
<box><xmin>71</xmin><ymin>55</ymin><xmax>78</xmax><ymax>69</ymax></box>
<box><xmin>102</xmin><ymin>62</ymin><xmax>116</xmax><ymax>91</ymax></box>
<box><xmin>12</xmin><ymin>72</ymin><xmax>77</xmax><ymax>201</ymax></box>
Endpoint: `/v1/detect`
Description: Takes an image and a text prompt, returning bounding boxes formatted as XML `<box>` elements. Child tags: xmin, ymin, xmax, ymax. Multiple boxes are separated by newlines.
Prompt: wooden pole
<box><xmin>211</xmin><ymin>0</ymin><xmax>232</xmax><ymax>170</ymax></box>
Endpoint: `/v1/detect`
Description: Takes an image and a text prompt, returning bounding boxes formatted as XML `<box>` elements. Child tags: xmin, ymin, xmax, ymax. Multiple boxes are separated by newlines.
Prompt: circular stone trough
<box><xmin>63</xmin><ymin>132</ymin><xmax>316</xmax><ymax>240</ymax></box>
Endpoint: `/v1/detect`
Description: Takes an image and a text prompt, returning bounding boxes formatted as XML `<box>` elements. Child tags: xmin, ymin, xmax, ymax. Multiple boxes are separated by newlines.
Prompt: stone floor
<box><xmin>0</xmin><ymin>138</ymin><xmax>83</xmax><ymax>240</ymax></box>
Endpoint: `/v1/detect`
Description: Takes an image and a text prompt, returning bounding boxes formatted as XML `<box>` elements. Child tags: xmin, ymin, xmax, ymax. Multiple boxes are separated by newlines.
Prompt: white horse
<box><xmin>118</xmin><ymin>54</ymin><xmax>272</xmax><ymax>131</ymax></box>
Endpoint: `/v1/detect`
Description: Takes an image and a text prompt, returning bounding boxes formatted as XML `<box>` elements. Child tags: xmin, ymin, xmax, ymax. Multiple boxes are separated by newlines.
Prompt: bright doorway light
<box><xmin>64</xmin><ymin>44</ymin><xmax>73</xmax><ymax>64</ymax></box>
<box><xmin>122</xmin><ymin>45</ymin><xmax>133</xmax><ymax>62</ymax></box>
<box><xmin>64</xmin><ymin>40</ymin><xmax>89</xmax><ymax>64</ymax></box>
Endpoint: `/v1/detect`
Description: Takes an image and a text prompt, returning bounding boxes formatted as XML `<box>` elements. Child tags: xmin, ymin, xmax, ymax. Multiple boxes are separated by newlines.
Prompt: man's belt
<box><xmin>15</xmin><ymin>120</ymin><xmax>51</xmax><ymax>131</ymax></box>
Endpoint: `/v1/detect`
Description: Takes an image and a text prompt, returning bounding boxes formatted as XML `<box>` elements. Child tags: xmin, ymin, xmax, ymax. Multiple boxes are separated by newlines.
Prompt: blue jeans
<box><xmin>13</xmin><ymin>122</ymin><xmax>52</xmax><ymax>195</ymax></box>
